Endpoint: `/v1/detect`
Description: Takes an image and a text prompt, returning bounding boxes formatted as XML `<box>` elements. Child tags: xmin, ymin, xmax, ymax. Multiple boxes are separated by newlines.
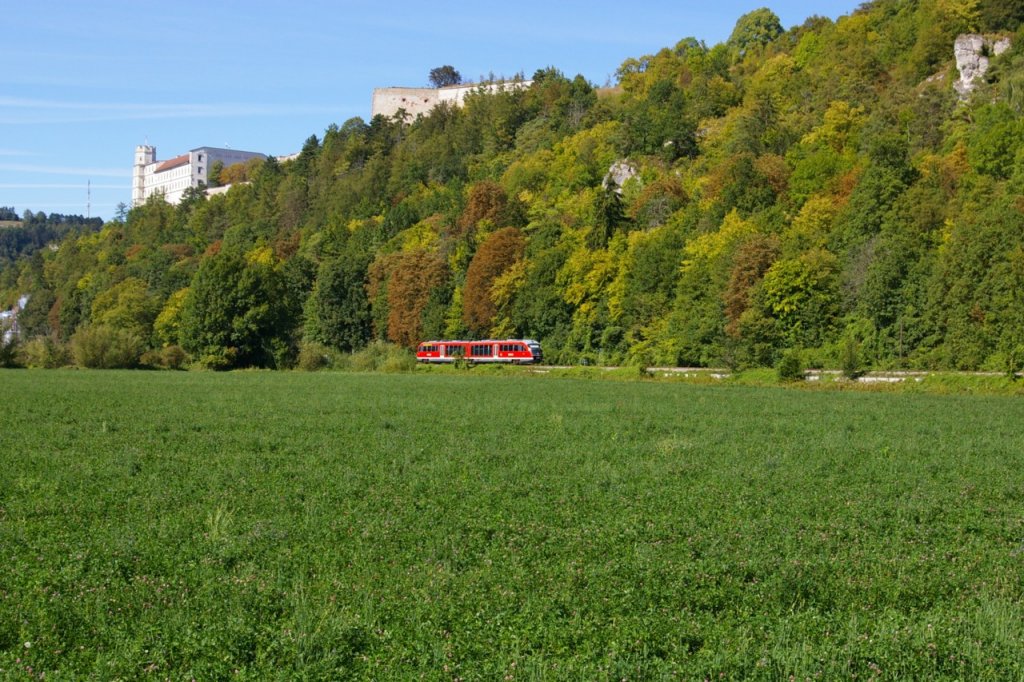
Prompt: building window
<box><xmin>198</xmin><ymin>166</ymin><xmax>203</xmax><ymax>174</ymax></box>
<box><xmin>198</xmin><ymin>154</ymin><xmax>203</xmax><ymax>162</ymax></box>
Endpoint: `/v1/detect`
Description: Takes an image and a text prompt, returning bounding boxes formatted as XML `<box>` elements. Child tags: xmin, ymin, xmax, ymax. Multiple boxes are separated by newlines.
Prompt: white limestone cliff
<box><xmin>955</xmin><ymin>34</ymin><xmax>1012</xmax><ymax>99</ymax></box>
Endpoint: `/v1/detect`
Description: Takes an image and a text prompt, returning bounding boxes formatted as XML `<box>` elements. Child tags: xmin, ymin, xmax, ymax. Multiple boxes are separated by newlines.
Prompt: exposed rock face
<box><xmin>603</xmin><ymin>161</ymin><xmax>638</xmax><ymax>194</ymax></box>
<box><xmin>955</xmin><ymin>34</ymin><xmax>1013</xmax><ymax>100</ymax></box>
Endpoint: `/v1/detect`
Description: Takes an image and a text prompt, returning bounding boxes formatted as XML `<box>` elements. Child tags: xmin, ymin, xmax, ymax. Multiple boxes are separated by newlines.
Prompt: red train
<box><xmin>416</xmin><ymin>339</ymin><xmax>543</xmax><ymax>365</ymax></box>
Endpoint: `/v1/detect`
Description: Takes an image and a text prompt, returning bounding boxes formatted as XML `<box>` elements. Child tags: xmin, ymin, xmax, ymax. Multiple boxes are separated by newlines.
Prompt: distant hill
<box><xmin>0</xmin><ymin>212</ymin><xmax>103</xmax><ymax>263</ymax></box>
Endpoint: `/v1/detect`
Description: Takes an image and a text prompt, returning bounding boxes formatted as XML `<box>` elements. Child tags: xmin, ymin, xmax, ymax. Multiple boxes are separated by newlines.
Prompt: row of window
<box><xmin>148</xmin><ymin>180</ymin><xmax>190</xmax><ymax>192</ymax></box>
<box><xmin>420</xmin><ymin>343</ymin><xmax>529</xmax><ymax>355</ymax></box>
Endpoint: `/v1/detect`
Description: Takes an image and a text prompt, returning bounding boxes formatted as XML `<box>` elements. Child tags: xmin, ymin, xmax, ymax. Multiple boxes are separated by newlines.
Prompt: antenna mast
<box><xmin>87</xmin><ymin>179</ymin><xmax>91</xmax><ymax>219</ymax></box>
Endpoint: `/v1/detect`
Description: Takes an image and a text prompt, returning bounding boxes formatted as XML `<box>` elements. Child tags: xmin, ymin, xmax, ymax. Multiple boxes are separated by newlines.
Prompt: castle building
<box><xmin>371</xmin><ymin>80</ymin><xmax>533</xmax><ymax>120</ymax></box>
<box><xmin>132</xmin><ymin>145</ymin><xmax>266</xmax><ymax>206</ymax></box>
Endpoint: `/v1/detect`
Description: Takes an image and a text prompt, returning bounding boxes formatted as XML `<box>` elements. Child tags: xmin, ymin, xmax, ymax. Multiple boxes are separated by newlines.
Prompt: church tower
<box><xmin>132</xmin><ymin>145</ymin><xmax>155</xmax><ymax>206</ymax></box>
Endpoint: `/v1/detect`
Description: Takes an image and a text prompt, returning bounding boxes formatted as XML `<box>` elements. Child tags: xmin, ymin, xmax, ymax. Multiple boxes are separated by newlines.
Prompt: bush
<box><xmin>349</xmin><ymin>341</ymin><xmax>417</xmax><ymax>373</ymax></box>
<box><xmin>70</xmin><ymin>325</ymin><xmax>144</xmax><ymax>369</ymax></box>
<box><xmin>380</xmin><ymin>352</ymin><xmax>418</xmax><ymax>373</ymax></box>
<box><xmin>297</xmin><ymin>342</ymin><xmax>330</xmax><ymax>371</ymax></box>
<box><xmin>195</xmin><ymin>347</ymin><xmax>238</xmax><ymax>371</ymax></box>
<box><xmin>776</xmin><ymin>350</ymin><xmax>805</xmax><ymax>383</ymax></box>
<box><xmin>297</xmin><ymin>341</ymin><xmax>349</xmax><ymax>371</ymax></box>
<box><xmin>140</xmin><ymin>345</ymin><xmax>189</xmax><ymax>370</ymax></box>
<box><xmin>20</xmin><ymin>337</ymin><xmax>71</xmax><ymax>368</ymax></box>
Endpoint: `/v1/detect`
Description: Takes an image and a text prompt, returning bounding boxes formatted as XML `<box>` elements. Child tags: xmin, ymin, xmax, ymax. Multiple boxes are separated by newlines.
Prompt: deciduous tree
<box><xmin>429</xmin><ymin>65</ymin><xmax>462</xmax><ymax>88</ymax></box>
<box><xmin>463</xmin><ymin>227</ymin><xmax>526</xmax><ymax>335</ymax></box>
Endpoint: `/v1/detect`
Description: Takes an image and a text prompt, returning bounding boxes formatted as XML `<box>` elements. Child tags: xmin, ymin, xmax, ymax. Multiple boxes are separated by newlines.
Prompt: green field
<box><xmin>2</xmin><ymin>370</ymin><xmax>1024</xmax><ymax>679</ymax></box>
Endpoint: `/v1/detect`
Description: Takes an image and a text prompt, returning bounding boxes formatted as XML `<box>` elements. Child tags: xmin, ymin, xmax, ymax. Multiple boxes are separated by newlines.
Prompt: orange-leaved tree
<box><xmin>385</xmin><ymin>250</ymin><xmax>449</xmax><ymax>348</ymax></box>
<box><xmin>462</xmin><ymin>227</ymin><xmax>526</xmax><ymax>336</ymax></box>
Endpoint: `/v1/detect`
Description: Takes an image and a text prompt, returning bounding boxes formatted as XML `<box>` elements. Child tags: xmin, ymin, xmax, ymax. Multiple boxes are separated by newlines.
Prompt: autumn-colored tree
<box><xmin>457</xmin><ymin>181</ymin><xmax>509</xmax><ymax>235</ymax></box>
<box><xmin>628</xmin><ymin>177</ymin><xmax>687</xmax><ymax>229</ymax></box>
<box><xmin>384</xmin><ymin>250</ymin><xmax>448</xmax><ymax>348</ymax></box>
<box><xmin>723</xmin><ymin>235</ymin><xmax>780</xmax><ymax>338</ymax></box>
<box><xmin>463</xmin><ymin>227</ymin><xmax>526</xmax><ymax>335</ymax></box>
<box><xmin>218</xmin><ymin>158</ymin><xmax>263</xmax><ymax>186</ymax></box>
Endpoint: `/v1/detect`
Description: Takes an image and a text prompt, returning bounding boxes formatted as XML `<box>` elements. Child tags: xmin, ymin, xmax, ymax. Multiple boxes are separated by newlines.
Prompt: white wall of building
<box><xmin>132</xmin><ymin>146</ymin><xmax>266</xmax><ymax>206</ymax></box>
<box><xmin>371</xmin><ymin>80</ymin><xmax>533</xmax><ymax>120</ymax></box>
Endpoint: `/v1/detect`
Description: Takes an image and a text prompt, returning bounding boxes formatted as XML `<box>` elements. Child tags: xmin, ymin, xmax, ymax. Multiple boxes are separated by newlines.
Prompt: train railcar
<box><xmin>416</xmin><ymin>339</ymin><xmax>543</xmax><ymax>365</ymax></box>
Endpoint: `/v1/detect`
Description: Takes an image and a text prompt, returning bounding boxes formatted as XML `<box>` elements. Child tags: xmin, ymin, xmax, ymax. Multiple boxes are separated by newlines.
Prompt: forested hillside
<box><xmin>2</xmin><ymin>0</ymin><xmax>1023</xmax><ymax>371</ymax></box>
<box><xmin>0</xmin><ymin>210</ymin><xmax>103</xmax><ymax>265</ymax></box>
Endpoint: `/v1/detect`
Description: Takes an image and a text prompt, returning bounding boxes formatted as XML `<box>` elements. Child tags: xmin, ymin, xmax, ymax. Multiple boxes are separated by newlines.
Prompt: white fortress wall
<box><xmin>372</xmin><ymin>80</ymin><xmax>533</xmax><ymax>119</ymax></box>
<box><xmin>371</xmin><ymin>88</ymin><xmax>440</xmax><ymax>120</ymax></box>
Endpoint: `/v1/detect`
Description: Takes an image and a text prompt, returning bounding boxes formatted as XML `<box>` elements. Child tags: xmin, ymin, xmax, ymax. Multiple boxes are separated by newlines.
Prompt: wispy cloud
<box><xmin>11</xmin><ymin>202</ymin><xmax>121</xmax><ymax>210</ymax></box>
<box><xmin>0</xmin><ymin>97</ymin><xmax>355</xmax><ymax>125</ymax></box>
<box><xmin>0</xmin><ymin>149</ymin><xmax>36</xmax><ymax>157</ymax></box>
<box><xmin>0</xmin><ymin>164</ymin><xmax>130</xmax><ymax>178</ymax></box>
<box><xmin>0</xmin><ymin>183</ymin><xmax>126</xmax><ymax>189</ymax></box>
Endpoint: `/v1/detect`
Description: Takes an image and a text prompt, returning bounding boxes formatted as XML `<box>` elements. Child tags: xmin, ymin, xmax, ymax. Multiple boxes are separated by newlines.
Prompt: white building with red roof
<box><xmin>132</xmin><ymin>145</ymin><xmax>266</xmax><ymax>206</ymax></box>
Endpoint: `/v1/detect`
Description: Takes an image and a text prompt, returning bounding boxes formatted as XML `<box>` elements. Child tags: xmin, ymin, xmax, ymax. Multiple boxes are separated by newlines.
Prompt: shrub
<box><xmin>840</xmin><ymin>336</ymin><xmax>864</xmax><ymax>380</ymax></box>
<box><xmin>296</xmin><ymin>341</ymin><xmax>348</xmax><ymax>371</ymax></box>
<box><xmin>196</xmin><ymin>347</ymin><xmax>238</xmax><ymax>371</ymax></box>
<box><xmin>20</xmin><ymin>337</ymin><xmax>71</xmax><ymax>368</ymax></box>
<box><xmin>380</xmin><ymin>352</ymin><xmax>418</xmax><ymax>373</ymax></box>
<box><xmin>776</xmin><ymin>350</ymin><xmax>805</xmax><ymax>383</ymax></box>
<box><xmin>70</xmin><ymin>325</ymin><xmax>144</xmax><ymax>369</ymax></box>
<box><xmin>140</xmin><ymin>345</ymin><xmax>189</xmax><ymax>370</ymax></box>
<box><xmin>349</xmin><ymin>341</ymin><xmax>417</xmax><ymax>373</ymax></box>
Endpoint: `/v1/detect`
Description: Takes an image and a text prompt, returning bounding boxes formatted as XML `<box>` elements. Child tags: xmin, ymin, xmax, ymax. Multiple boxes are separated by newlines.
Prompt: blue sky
<box><xmin>3</xmin><ymin>0</ymin><xmax>860</xmax><ymax>220</ymax></box>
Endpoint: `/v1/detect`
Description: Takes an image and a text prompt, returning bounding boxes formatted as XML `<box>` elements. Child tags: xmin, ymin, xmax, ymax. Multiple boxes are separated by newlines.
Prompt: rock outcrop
<box><xmin>955</xmin><ymin>34</ymin><xmax>1012</xmax><ymax>99</ymax></box>
<box><xmin>603</xmin><ymin>161</ymin><xmax>638</xmax><ymax>194</ymax></box>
